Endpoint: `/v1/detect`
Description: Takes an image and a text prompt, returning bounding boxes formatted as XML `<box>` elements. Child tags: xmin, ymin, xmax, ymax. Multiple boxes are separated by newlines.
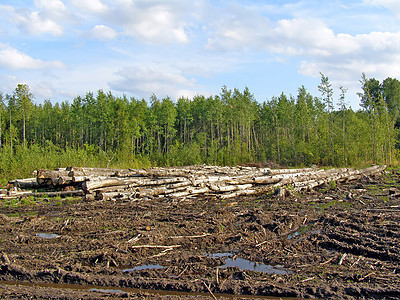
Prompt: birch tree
<box><xmin>14</xmin><ymin>84</ymin><xmax>33</xmax><ymax>146</ymax></box>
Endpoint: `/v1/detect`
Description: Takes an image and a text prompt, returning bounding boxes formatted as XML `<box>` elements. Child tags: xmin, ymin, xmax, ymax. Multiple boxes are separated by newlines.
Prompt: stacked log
<box><xmin>4</xmin><ymin>165</ymin><xmax>386</xmax><ymax>201</ymax></box>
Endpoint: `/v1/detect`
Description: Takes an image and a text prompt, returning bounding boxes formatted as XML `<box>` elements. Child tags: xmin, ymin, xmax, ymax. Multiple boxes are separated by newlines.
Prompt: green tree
<box><xmin>0</xmin><ymin>92</ymin><xmax>4</xmax><ymax>151</ymax></box>
<box><xmin>318</xmin><ymin>73</ymin><xmax>335</xmax><ymax>165</ymax></box>
<box><xmin>382</xmin><ymin>78</ymin><xmax>400</xmax><ymax>149</ymax></box>
<box><xmin>358</xmin><ymin>74</ymin><xmax>380</xmax><ymax>163</ymax></box>
<box><xmin>13</xmin><ymin>84</ymin><xmax>33</xmax><ymax>146</ymax></box>
<box><xmin>337</xmin><ymin>86</ymin><xmax>348</xmax><ymax>165</ymax></box>
<box><xmin>382</xmin><ymin>77</ymin><xmax>400</xmax><ymax>124</ymax></box>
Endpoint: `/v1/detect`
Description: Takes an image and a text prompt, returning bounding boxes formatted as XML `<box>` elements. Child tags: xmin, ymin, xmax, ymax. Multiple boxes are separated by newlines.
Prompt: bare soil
<box><xmin>0</xmin><ymin>169</ymin><xmax>399</xmax><ymax>299</ymax></box>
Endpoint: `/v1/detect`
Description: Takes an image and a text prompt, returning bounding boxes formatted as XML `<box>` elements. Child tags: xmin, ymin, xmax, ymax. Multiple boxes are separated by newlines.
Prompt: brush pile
<box><xmin>4</xmin><ymin>165</ymin><xmax>386</xmax><ymax>201</ymax></box>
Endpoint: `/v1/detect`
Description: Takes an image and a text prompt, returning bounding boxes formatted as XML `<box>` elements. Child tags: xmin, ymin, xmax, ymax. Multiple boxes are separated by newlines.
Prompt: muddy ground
<box><xmin>0</xmin><ymin>168</ymin><xmax>399</xmax><ymax>299</ymax></box>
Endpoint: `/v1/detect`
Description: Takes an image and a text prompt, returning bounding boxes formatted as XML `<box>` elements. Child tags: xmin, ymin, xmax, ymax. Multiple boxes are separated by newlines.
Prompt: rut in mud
<box><xmin>0</xmin><ymin>168</ymin><xmax>399</xmax><ymax>299</ymax></box>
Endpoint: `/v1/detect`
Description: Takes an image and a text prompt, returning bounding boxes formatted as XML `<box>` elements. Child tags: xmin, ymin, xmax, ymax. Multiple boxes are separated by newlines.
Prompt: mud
<box><xmin>0</xmin><ymin>169</ymin><xmax>399</xmax><ymax>299</ymax></box>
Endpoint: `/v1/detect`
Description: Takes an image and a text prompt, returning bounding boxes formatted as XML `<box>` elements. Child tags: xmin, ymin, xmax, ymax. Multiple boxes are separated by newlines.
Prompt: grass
<box><xmin>318</xmin><ymin>199</ymin><xmax>352</xmax><ymax>210</ymax></box>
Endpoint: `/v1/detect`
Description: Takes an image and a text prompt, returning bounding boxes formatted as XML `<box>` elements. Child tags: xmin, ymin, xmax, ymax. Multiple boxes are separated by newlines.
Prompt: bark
<box><xmin>8</xmin><ymin>165</ymin><xmax>387</xmax><ymax>202</ymax></box>
<box><xmin>9</xmin><ymin>178</ymin><xmax>39</xmax><ymax>189</ymax></box>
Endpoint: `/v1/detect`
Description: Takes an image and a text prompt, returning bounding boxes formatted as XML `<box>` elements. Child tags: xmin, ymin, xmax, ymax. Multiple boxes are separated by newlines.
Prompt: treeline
<box><xmin>0</xmin><ymin>74</ymin><xmax>399</xmax><ymax>180</ymax></box>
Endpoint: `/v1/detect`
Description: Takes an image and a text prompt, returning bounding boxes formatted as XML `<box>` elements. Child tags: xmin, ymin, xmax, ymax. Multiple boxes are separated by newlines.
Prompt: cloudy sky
<box><xmin>0</xmin><ymin>0</ymin><xmax>400</xmax><ymax>108</ymax></box>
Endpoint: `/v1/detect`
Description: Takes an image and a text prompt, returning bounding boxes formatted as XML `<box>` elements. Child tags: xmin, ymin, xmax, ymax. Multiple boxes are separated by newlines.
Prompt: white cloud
<box><xmin>298</xmin><ymin>30</ymin><xmax>400</xmax><ymax>77</ymax></box>
<box><xmin>70</xmin><ymin>0</ymin><xmax>108</xmax><ymax>15</ymax></box>
<box><xmin>207</xmin><ymin>8</ymin><xmax>400</xmax><ymax>77</ymax></box>
<box><xmin>1</xmin><ymin>3</ymin><xmax>64</xmax><ymax>36</ymax></box>
<box><xmin>364</xmin><ymin>0</ymin><xmax>400</xmax><ymax>16</ymax></box>
<box><xmin>271</xmin><ymin>19</ymin><xmax>361</xmax><ymax>56</ymax></box>
<box><xmin>0</xmin><ymin>43</ymin><xmax>65</xmax><ymax>70</ymax></box>
<box><xmin>34</xmin><ymin>81</ymin><xmax>55</xmax><ymax>99</ymax></box>
<box><xmin>15</xmin><ymin>11</ymin><xmax>64</xmax><ymax>36</ymax></box>
<box><xmin>104</xmin><ymin>1</ymin><xmax>190</xmax><ymax>44</ymax></box>
<box><xmin>205</xmin><ymin>4</ymin><xmax>271</xmax><ymax>51</ymax></box>
<box><xmin>207</xmin><ymin>14</ymin><xmax>360</xmax><ymax>57</ymax></box>
<box><xmin>34</xmin><ymin>0</ymin><xmax>69</xmax><ymax>20</ymax></box>
<box><xmin>110</xmin><ymin>65</ymin><xmax>196</xmax><ymax>97</ymax></box>
<box><xmin>0</xmin><ymin>4</ymin><xmax>14</xmax><ymax>14</ymax></box>
<box><xmin>90</xmin><ymin>25</ymin><xmax>117</xmax><ymax>40</ymax></box>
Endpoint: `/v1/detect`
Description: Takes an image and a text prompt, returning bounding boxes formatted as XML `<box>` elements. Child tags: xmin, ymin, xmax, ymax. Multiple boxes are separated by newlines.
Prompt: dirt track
<box><xmin>0</xmin><ymin>168</ymin><xmax>399</xmax><ymax>299</ymax></box>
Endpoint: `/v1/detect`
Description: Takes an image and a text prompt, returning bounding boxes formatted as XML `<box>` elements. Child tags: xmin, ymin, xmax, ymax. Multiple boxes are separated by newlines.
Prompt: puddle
<box><xmin>123</xmin><ymin>264</ymin><xmax>163</xmax><ymax>272</ymax></box>
<box><xmin>287</xmin><ymin>231</ymin><xmax>300</xmax><ymax>239</ymax></box>
<box><xmin>209</xmin><ymin>253</ymin><xmax>291</xmax><ymax>275</ymax></box>
<box><xmin>221</xmin><ymin>257</ymin><xmax>291</xmax><ymax>275</ymax></box>
<box><xmin>0</xmin><ymin>280</ymin><xmax>304</xmax><ymax>299</ymax></box>
<box><xmin>286</xmin><ymin>223</ymin><xmax>320</xmax><ymax>240</ymax></box>
<box><xmin>35</xmin><ymin>233</ymin><xmax>60</xmax><ymax>239</ymax></box>
<box><xmin>208</xmin><ymin>252</ymin><xmax>234</xmax><ymax>258</ymax></box>
<box><xmin>90</xmin><ymin>288</ymin><xmax>127</xmax><ymax>295</ymax></box>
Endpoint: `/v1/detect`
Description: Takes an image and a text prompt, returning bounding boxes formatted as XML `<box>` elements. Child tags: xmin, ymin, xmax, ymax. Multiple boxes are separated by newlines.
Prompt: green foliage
<box><xmin>0</xmin><ymin>79</ymin><xmax>399</xmax><ymax>182</ymax></box>
<box><xmin>328</xmin><ymin>180</ymin><xmax>337</xmax><ymax>190</ymax></box>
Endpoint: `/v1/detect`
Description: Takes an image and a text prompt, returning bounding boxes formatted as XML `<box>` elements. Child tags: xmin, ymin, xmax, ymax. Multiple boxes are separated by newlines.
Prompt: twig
<box><xmin>320</xmin><ymin>257</ymin><xmax>335</xmax><ymax>266</ymax></box>
<box><xmin>177</xmin><ymin>265</ymin><xmax>188</xmax><ymax>278</ymax></box>
<box><xmin>202</xmin><ymin>280</ymin><xmax>217</xmax><ymax>300</ymax></box>
<box><xmin>106</xmin><ymin>153</ymin><xmax>116</xmax><ymax>169</ymax></box>
<box><xmin>169</xmin><ymin>233</ymin><xmax>211</xmax><ymax>239</ymax></box>
<box><xmin>301</xmin><ymin>277</ymin><xmax>315</xmax><ymax>283</ymax></box>
<box><xmin>150</xmin><ymin>248</ymin><xmax>173</xmax><ymax>258</ymax></box>
<box><xmin>128</xmin><ymin>233</ymin><xmax>142</xmax><ymax>243</ymax></box>
<box><xmin>338</xmin><ymin>253</ymin><xmax>347</xmax><ymax>265</ymax></box>
<box><xmin>350</xmin><ymin>257</ymin><xmax>361</xmax><ymax>269</ymax></box>
<box><xmin>359</xmin><ymin>272</ymin><xmax>374</xmax><ymax>281</ymax></box>
<box><xmin>216</xmin><ymin>267</ymin><xmax>219</xmax><ymax>285</ymax></box>
<box><xmin>131</xmin><ymin>244</ymin><xmax>181</xmax><ymax>249</ymax></box>
<box><xmin>60</xmin><ymin>219</ymin><xmax>70</xmax><ymax>232</ymax></box>
<box><xmin>255</xmin><ymin>240</ymin><xmax>269</xmax><ymax>247</ymax></box>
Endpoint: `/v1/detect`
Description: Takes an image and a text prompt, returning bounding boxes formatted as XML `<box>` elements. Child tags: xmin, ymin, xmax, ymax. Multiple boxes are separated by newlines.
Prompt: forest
<box><xmin>0</xmin><ymin>73</ymin><xmax>399</xmax><ymax>181</ymax></box>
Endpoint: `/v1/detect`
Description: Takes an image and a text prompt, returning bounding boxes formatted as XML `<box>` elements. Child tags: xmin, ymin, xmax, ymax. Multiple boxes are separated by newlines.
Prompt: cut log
<box><xmin>209</xmin><ymin>183</ymin><xmax>253</xmax><ymax>193</ymax></box>
<box><xmin>9</xmin><ymin>178</ymin><xmax>39</xmax><ymax>189</ymax></box>
<box><xmin>268</xmin><ymin>167</ymin><xmax>316</xmax><ymax>175</ymax></box>
<box><xmin>5</xmin><ymin>189</ymin><xmax>84</xmax><ymax>199</ymax></box>
<box><xmin>6</xmin><ymin>165</ymin><xmax>387</xmax><ymax>202</ymax></box>
<box><xmin>218</xmin><ymin>189</ymin><xmax>257</xmax><ymax>200</ymax></box>
<box><xmin>37</xmin><ymin>169</ymin><xmax>70</xmax><ymax>179</ymax></box>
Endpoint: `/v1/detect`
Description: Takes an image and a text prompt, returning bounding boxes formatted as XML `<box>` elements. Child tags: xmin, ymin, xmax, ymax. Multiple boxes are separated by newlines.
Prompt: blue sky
<box><xmin>1</xmin><ymin>0</ymin><xmax>400</xmax><ymax>109</ymax></box>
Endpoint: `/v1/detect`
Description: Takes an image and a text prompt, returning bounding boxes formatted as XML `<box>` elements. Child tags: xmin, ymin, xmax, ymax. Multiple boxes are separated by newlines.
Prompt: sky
<box><xmin>1</xmin><ymin>0</ymin><xmax>400</xmax><ymax>109</ymax></box>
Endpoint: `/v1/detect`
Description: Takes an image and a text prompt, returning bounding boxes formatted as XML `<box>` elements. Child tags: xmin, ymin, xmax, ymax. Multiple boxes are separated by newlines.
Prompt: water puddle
<box><xmin>90</xmin><ymin>288</ymin><xmax>127</xmax><ymax>295</ymax></box>
<box><xmin>286</xmin><ymin>223</ymin><xmax>320</xmax><ymax>240</ymax></box>
<box><xmin>209</xmin><ymin>252</ymin><xmax>233</xmax><ymax>258</ymax></box>
<box><xmin>123</xmin><ymin>264</ymin><xmax>163</xmax><ymax>272</ymax></box>
<box><xmin>221</xmin><ymin>257</ymin><xmax>291</xmax><ymax>275</ymax></box>
<box><xmin>209</xmin><ymin>253</ymin><xmax>291</xmax><ymax>275</ymax></box>
<box><xmin>35</xmin><ymin>233</ymin><xmax>60</xmax><ymax>239</ymax></box>
<box><xmin>0</xmin><ymin>280</ymin><xmax>305</xmax><ymax>299</ymax></box>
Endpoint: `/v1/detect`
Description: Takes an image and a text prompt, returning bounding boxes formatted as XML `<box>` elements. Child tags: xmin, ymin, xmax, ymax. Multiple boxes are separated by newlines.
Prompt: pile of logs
<box><xmin>5</xmin><ymin>165</ymin><xmax>386</xmax><ymax>201</ymax></box>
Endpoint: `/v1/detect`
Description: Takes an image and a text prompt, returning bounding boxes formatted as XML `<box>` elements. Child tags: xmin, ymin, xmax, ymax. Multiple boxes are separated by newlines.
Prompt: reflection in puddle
<box><xmin>35</xmin><ymin>233</ymin><xmax>60</xmax><ymax>239</ymax></box>
<box><xmin>222</xmin><ymin>257</ymin><xmax>291</xmax><ymax>275</ymax></box>
<box><xmin>90</xmin><ymin>288</ymin><xmax>127</xmax><ymax>295</ymax></box>
<box><xmin>209</xmin><ymin>253</ymin><xmax>291</xmax><ymax>275</ymax></box>
<box><xmin>123</xmin><ymin>264</ymin><xmax>163</xmax><ymax>272</ymax></box>
<box><xmin>208</xmin><ymin>252</ymin><xmax>233</xmax><ymax>258</ymax></box>
<box><xmin>287</xmin><ymin>231</ymin><xmax>300</xmax><ymax>240</ymax></box>
<box><xmin>287</xmin><ymin>223</ymin><xmax>321</xmax><ymax>240</ymax></box>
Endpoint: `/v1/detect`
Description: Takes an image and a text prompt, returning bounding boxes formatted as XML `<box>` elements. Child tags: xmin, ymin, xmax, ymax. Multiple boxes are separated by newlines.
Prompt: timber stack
<box><xmin>4</xmin><ymin>165</ymin><xmax>386</xmax><ymax>201</ymax></box>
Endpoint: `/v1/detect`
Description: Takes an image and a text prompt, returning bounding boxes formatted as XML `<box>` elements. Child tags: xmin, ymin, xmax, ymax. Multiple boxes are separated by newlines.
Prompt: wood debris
<box><xmin>4</xmin><ymin>165</ymin><xmax>386</xmax><ymax>201</ymax></box>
